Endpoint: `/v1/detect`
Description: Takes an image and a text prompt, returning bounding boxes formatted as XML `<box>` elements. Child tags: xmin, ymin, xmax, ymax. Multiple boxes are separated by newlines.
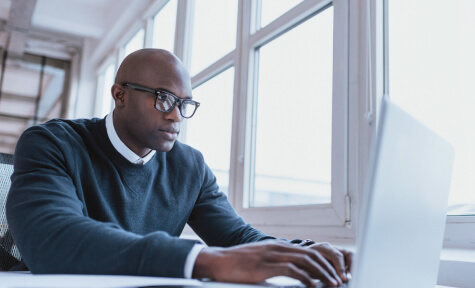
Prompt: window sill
<box><xmin>437</xmin><ymin>247</ymin><xmax>475</xmax><ymax>287</ymax></box>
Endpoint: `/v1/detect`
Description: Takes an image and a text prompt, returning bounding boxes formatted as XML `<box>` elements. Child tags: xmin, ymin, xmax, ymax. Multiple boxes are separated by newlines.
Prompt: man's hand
<box><xmin>307</xmin><ymin>242</ymin><xmax>353</xmax><ymax>284</ymax></box>
<box><xmin>192</xmin><ymin>241</ymin><xmax>352</xmax><ymax>287</ymax></box>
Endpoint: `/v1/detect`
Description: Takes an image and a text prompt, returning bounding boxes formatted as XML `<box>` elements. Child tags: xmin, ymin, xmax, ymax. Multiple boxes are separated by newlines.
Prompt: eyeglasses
<box><xmin>122</xmin><ymin>82</ymin><xmax>200</xmax><ymax>119</ymax></box>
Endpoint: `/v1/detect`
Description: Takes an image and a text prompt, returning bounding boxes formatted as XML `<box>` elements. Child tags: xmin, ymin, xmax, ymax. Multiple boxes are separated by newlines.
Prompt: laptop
<box><xmin>348</xmin><ymin>96</ymin><xmax>454</xmax><ymax>288</ymax></box>
<box><xmin>267</xmin><ymin>97</ymin><xmax>454</xmax><ymax>288</ymax></box>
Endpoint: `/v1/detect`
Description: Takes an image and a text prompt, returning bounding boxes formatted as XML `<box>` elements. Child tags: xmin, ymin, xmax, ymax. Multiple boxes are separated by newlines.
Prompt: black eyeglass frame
<box><xmin>121</xmin><ymin>82</ymin><xmax>200</xmax><ymax>119</ymax></box>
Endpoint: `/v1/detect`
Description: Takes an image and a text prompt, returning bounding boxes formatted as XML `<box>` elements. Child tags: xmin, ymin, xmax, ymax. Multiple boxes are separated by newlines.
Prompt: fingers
<box><xmin>266</xmin><ymin>251</ymin><xmax>340</xmax><ymax>287</ymax></box>
<box><xmin>261</xmin><ymin>242</ymin><xmax>342</xmax><ymax>286</ymax></box>
<box><xmin>198</xmin><ymin>243</ymin><xmax>320</xmax><ymax>286</ymax></box>
<box><xmin>342</xmin><ymin>249</ymin><xmax>353</xmax><ymax>273</ymax></box>
<box><xmin>265</xmin><ymin>241</ymin><xmax>353</xmax><ymax>286</ymax></box>
<box><xmin>270</xmin><ymin>262</ymin><xmax>316</xmax><ymax>288</ymax></box>
<box><xmin>309</xmin><ymin>243</ymin><xmax>353</xmax><ymax>282</ymax></box>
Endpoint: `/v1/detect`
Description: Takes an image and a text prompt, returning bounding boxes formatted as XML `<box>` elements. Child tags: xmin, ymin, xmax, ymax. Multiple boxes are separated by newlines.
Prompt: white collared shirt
<box><xmin>105</xmin><ymin>112</ymin><xmax>156</xmax><ymax>165</ymax></box>
<box><xmin>105</xmin><ymin>112</ymin><xmax>204</xmax><ymax>278</ymax></box>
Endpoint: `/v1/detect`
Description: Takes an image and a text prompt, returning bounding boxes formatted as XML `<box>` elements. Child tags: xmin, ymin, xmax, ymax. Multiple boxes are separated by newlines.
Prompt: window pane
<box><xmin>97</xmin><ymin>64</ymin><xmax>115</xmax><ymax>118</ymax></box>
<box><xmin>152</xmin><ymin>0</ymin><xmax>177</xmax><ymax>52</ymax></box>
<box><xmin>184</xmin><ymin>68</ymin><xmax>235</xmax><ymax>194</ymax></box>
<box><xmin>190</xmin><ymin>0</ymin><xmax>237</xmax><ymax>76</ymax></box>
<box><xmin>259</xmin><ymin>0</ymin><xmax>303</xmax><ymax>29</ymax></box>
<box><xmin>252</xmin><ymin>7</ymin><xmax>333</xmax><ymax>207</ymax></box>
<box><xmin>388</xmin><ymin>0</ymin><xmax>475</xmax><ymax>215</ymax></box>
<box><xmin>124</xmin><ymin>29</ymin><xmax>144</xmax><ymax>58</ymax></box>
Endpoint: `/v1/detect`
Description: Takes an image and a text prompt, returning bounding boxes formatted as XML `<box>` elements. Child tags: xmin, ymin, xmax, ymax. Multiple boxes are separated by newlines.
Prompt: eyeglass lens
<box><xmin>155</xmin><ymin>93</ymin><xmax>197</xmax><ymax>118</ymax></box>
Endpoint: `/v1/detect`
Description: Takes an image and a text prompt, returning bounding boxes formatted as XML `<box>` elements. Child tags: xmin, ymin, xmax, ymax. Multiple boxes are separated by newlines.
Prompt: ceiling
<box><xmin>0</xmin><ymin>0</ymin><xmax>129</xmax><ymax>154</ymax></box>
<box><xmin>0</xmin><ymin>0</ymin><xmax>124</xmax><ymax>58</ymax></box>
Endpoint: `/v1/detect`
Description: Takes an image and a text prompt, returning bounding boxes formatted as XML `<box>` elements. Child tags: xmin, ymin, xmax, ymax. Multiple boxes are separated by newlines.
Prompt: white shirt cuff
<box><xmin>184</xmin><ymin>244</ymin><xmax>206</xmax><ymax>279</ymax></box>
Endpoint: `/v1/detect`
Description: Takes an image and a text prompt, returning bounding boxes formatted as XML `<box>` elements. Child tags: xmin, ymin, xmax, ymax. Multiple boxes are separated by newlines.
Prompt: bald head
<box><xmin>115</xmin><ymin>49</ymin><xmax>190</xmax><ymax>88</ymax></box>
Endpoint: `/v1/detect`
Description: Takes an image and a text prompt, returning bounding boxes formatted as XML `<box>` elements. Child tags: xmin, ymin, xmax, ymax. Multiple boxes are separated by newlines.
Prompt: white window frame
<box><xmin>233</xmin><ymin>0</ymin><xmax>352</xmax><ymax>240</ymax></box>
<box><xmin>178</xmin><ymin>0</ymin><xmax>354</xmax><ymax>240</ymax></box>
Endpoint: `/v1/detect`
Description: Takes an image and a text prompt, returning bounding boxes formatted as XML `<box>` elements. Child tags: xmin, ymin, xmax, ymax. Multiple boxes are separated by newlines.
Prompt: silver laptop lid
<box><xmin>352</xmin><ymin>97</ymin><xmax>454</xmax><ymax>288</ymax></box>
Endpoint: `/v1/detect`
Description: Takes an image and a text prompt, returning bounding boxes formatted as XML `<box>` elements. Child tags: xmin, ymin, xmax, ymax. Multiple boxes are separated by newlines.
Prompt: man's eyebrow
<box><xmin>157</xmin><ymin>88</ymin><xmax>193</xmax><ymax>100</ymax></box>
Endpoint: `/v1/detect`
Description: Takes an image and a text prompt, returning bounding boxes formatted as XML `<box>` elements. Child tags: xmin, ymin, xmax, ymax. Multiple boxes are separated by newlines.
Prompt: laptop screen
<box><xmin>352</xmin><ymin>97</ymin><xmax>454</xmax><ymax>288</ymax></box>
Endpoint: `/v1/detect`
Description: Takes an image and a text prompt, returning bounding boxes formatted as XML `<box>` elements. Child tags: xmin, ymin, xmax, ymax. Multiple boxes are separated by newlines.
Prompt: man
<box><xmin>7</xmin><ymin>49</ymin><xmax>351</xmax><ymax>287</ymax></box>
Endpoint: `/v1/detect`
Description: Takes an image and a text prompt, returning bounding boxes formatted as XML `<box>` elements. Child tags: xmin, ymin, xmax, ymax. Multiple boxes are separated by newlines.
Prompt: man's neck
<box><xmin>105</xmin><ymin>112</ymin><xmax>156</xmax><ymax>164</ymax></box>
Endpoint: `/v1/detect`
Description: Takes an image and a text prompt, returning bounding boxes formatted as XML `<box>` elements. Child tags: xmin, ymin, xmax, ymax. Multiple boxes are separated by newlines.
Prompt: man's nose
<box><xmin>165</xmin><ymin>105</ymin><xmax>182</xmax><ymax>122</ymax></box>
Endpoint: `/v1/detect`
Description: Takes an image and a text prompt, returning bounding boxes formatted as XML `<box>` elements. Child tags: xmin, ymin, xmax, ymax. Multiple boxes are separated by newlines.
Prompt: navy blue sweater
<box><xmin>6</xmin><ymin>118</ymin><xmax>273</xmax><ymax>277</ymax></box>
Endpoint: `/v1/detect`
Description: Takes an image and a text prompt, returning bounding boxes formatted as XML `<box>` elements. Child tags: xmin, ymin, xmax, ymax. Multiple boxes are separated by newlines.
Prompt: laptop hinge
<box><xmin>344</xmin><ymin>194</ymin><xmax>352</xmax><ymax>229</ymax></box>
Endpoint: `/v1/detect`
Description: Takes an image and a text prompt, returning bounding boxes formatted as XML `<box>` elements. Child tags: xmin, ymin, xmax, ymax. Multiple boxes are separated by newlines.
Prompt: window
<box><xmin>184</xmin><ymin>68</ymin><xmax>235</xmax><ymax>195</ymax></box>
<box><xmin>95</xmin><ymin>63</ymin><xmax>115</xmax><ymax>118</ymax></box>
<box><xmin>259</xmin><ymin>0</ymin><xmax>303</xmax><ymax>28</ymax></box>
<box><xmin>184</xmin><ymin>0</ymin><xmax>238</xmax><ymax>197</ymax></box>
<box><xmin>180</xmin><ymin>0</ymin><xmax>349</xmax><ymax>231</ymax></box>
<box><xmin>124</xmin><ymin>29</ymin><xmax>145</xmax><ymax>58</ymax></box>
<box><xmin>386</xmin><ymin>0</ymin><xmax>475</xmax><ymax>216</ymax></box>
<box><xmin>251</xmin><ymin>6</ymin><xmax>333</xmax><ymax>208</ymax></box>
<box><xmin>188</xmin><ymin>0</ymin><xmax>238</xmax><ymax>76</ymax></box>
<box><xmin>229</xmin><ymin>0</ymin><xmax>349</xmax><ymax>231</ymax></box>
<box><xmin>152</xmin><ymin>0</ymin><xmax>177</xmax><ymax>52</ymax></box>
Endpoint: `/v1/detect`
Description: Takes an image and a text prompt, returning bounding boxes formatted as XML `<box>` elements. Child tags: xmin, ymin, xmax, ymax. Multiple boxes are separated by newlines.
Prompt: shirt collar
<box><xmin>105</xmin><ymin>112</ymin><xmax>156</xmax><ymax>165</ymax></box>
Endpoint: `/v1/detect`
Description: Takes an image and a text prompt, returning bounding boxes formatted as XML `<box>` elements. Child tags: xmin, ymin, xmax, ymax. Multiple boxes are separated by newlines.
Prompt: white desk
<box><xmin>0</xmin><ymin>273</ymin><xmax>455</xmax><ymax>288</ymax></box>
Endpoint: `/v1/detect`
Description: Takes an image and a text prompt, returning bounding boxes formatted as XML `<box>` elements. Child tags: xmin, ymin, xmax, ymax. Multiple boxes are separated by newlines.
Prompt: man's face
<box><xmin>117</xmin><ymin>58</ymin><xmax>193</xmax><ymax>154</ymax></box>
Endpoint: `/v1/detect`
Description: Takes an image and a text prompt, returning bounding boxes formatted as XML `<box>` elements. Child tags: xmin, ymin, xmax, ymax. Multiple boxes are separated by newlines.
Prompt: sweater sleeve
<box><xmin>187</xmin><ymin>152</ymin><xmax>275</xmax><ymax>247</ymax></box>
<box><xmin>6</xmin><ymin>126</ymin><xmax>199</xmax><ymax>277</ymax></box>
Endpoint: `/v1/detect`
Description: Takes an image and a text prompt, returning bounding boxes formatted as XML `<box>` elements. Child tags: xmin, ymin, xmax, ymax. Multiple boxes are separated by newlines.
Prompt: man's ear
<box><xmin>111</xmin><ymin>83</ymin><xmax>125</xmax><ymax>107</ymax></box>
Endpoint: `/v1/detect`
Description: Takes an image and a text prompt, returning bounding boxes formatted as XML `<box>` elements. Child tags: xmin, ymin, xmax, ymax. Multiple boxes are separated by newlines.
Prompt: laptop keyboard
<box><xmin>317</xmin><ymin>283</ymin><xmax>349</xmax><ymax>288</ymax></box>
<box><xmin>273</xmin><ymin>282</ymin><xmax>349</xmax><ymax>288</ymax></box>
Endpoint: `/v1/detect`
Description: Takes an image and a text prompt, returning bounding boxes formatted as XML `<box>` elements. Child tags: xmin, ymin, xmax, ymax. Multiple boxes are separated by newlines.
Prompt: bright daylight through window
<box><xmin>259</xmin><ymin>0</ymin><xmax>303</xmax><ymax>28</ymax></box>
<box><xmin>152</xmin><ymin>0</ymin><xmax>177</xmax><ymax>52</ymax></box>
<box><xmin>184</xmin><ymin>68</ymin><xmax>235</xmax><ymax>195</ymax></box>
<box><xmin>124</xmin><ymin>29</ymin><xmax>145</xmax><ymax>58</ymax></box>
<box><xmin>189</xmin><ymin>0</ymin><xmax>237</xmax><ymax>76</ymax></box>
<box><xmin>387</xmin><ymin>0</ymin><xmax>475</xmax><ymax>215</ymax></box>
<box><xmin>97</xmin><ymin>64</ymin><xmax>115</xmax><ymax>118</ymax></box>
<box><xmin>251</xmin><ymin>6</ymin><xmax>334</xmax><ymax>207</ymax></box>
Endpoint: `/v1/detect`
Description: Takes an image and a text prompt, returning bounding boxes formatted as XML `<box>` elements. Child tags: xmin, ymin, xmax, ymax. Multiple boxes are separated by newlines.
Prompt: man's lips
<box><xmin>159</xmin><ymin>128</ymin><xmax>179</xmax><ymax>133</ymax></box>
<box><xmin>158</xmin><ymin>128</ymin><xmax>179</xmax><ymax>140</ymax></box>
